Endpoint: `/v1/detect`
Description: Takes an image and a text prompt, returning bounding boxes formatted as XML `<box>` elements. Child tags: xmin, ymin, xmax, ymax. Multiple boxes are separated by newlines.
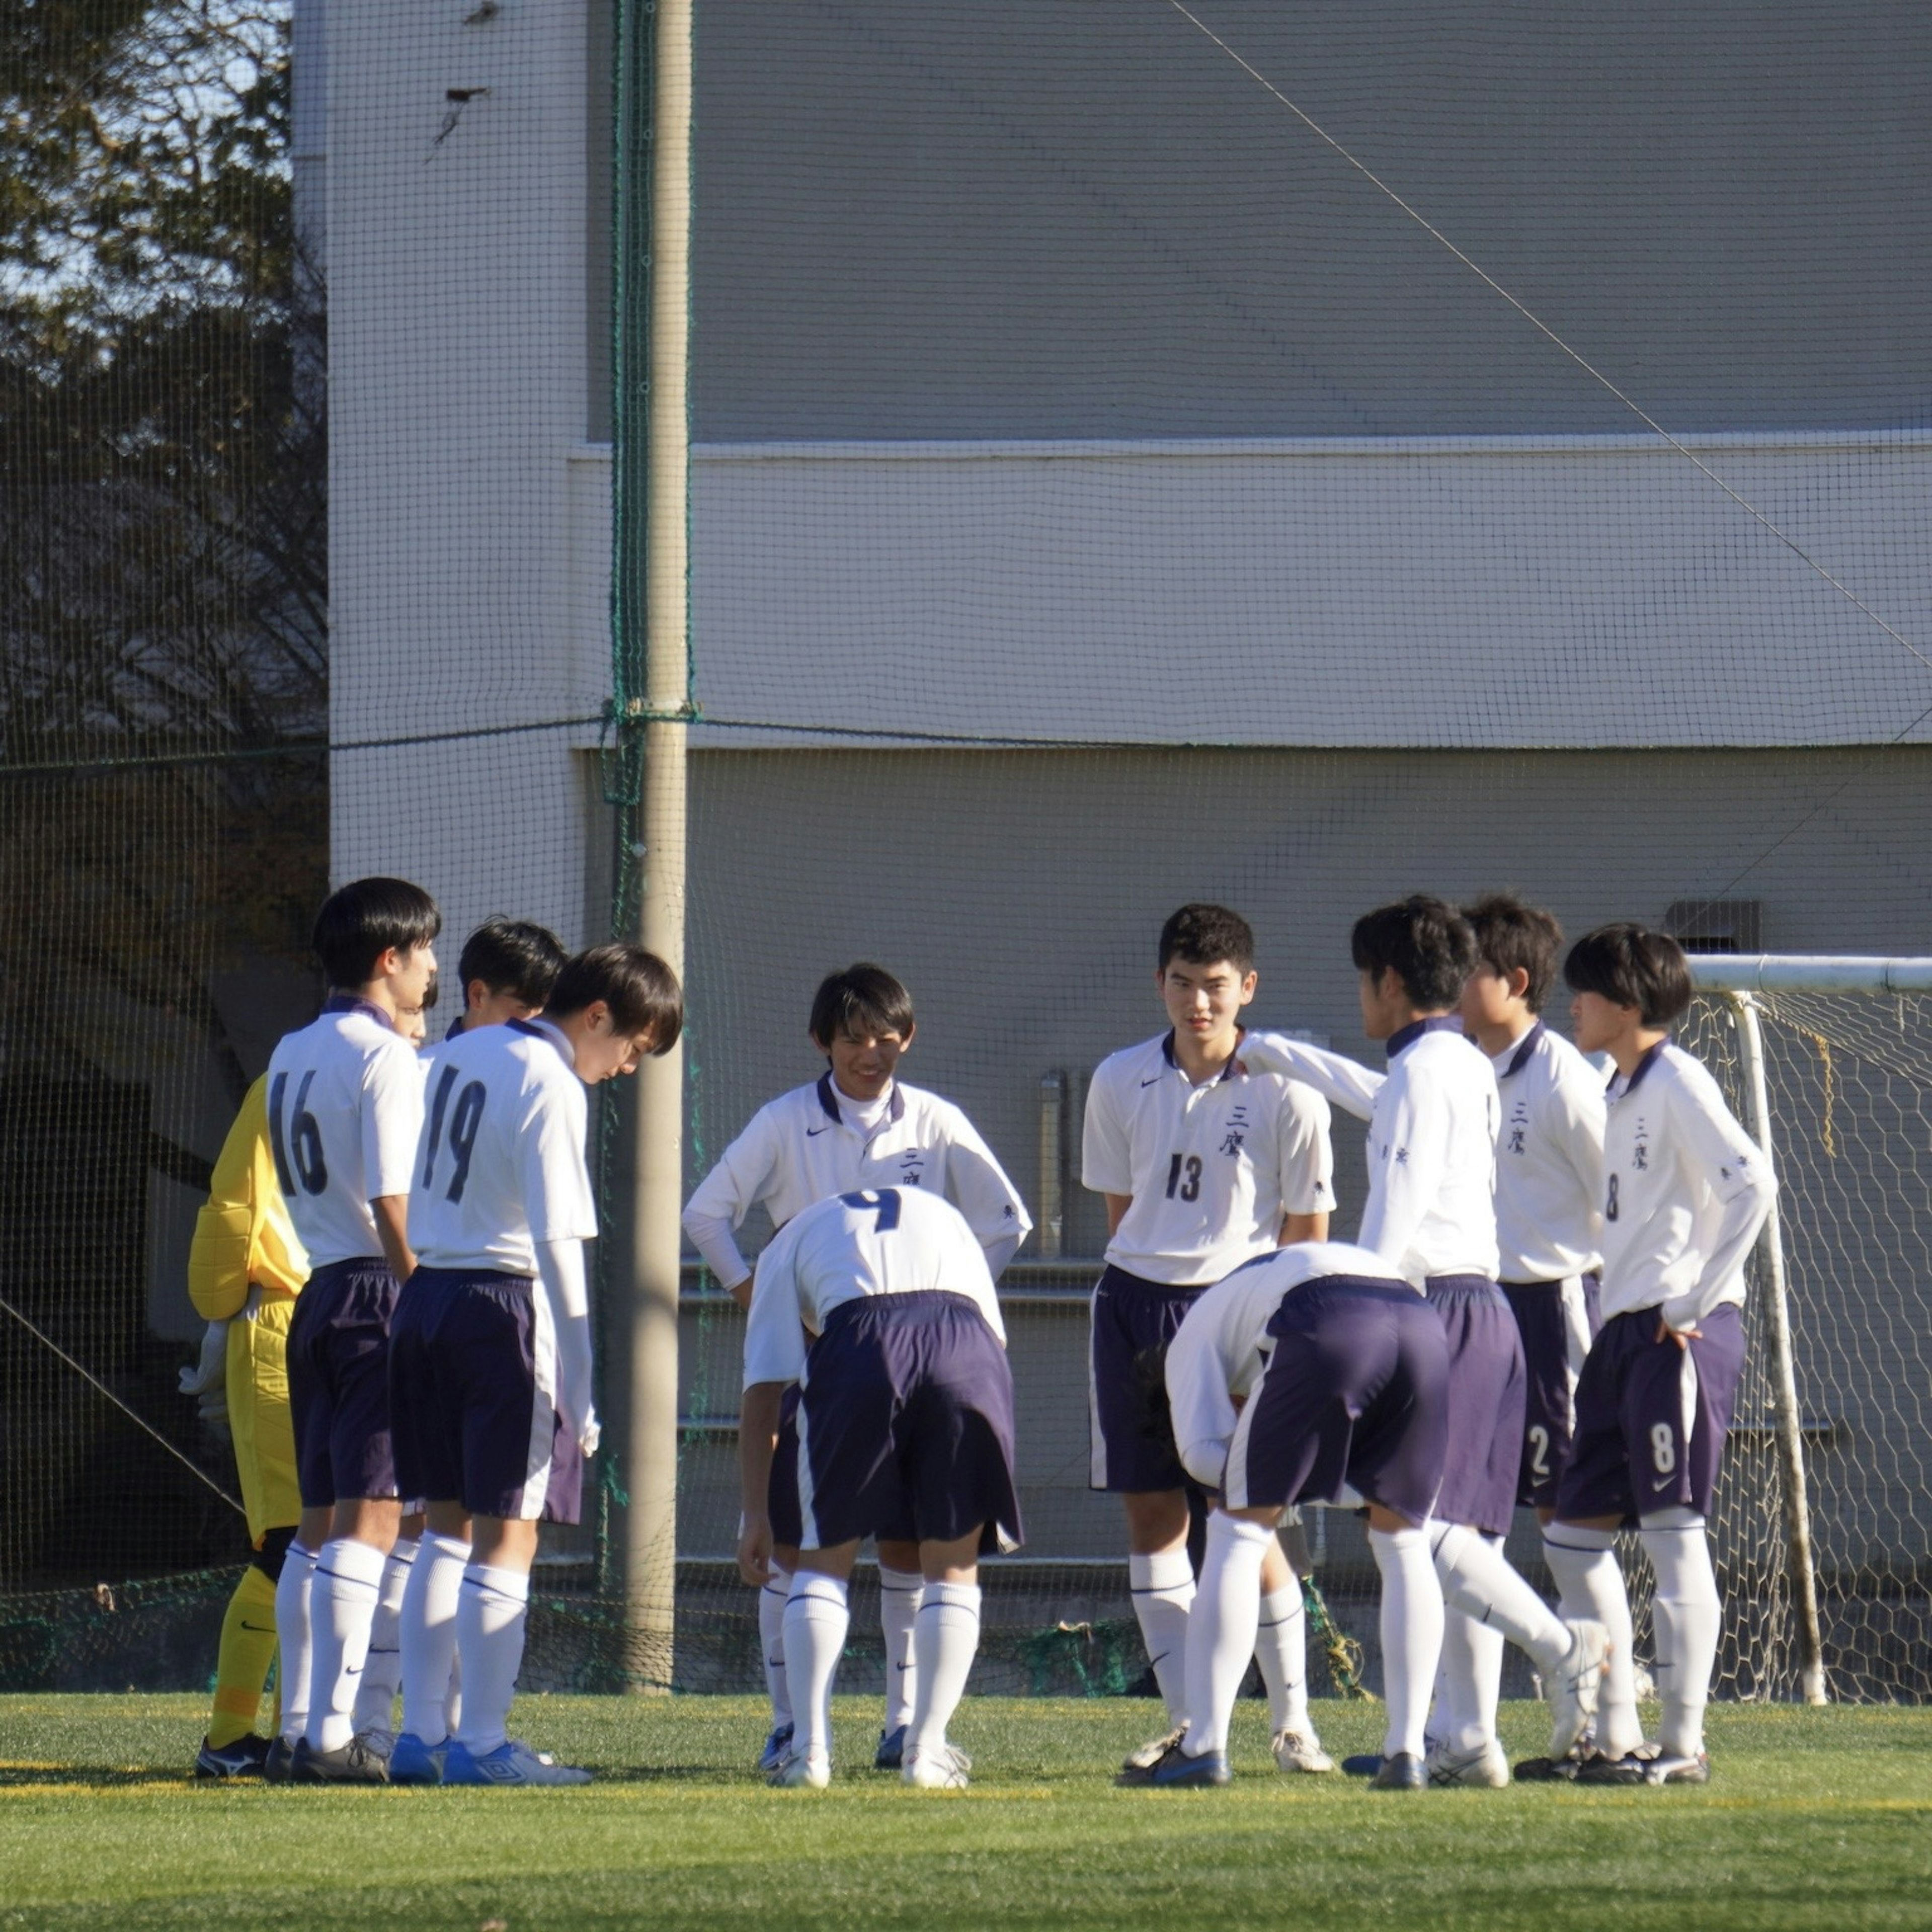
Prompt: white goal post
<box><xmin>1684</xmin><ymin>955</ymin><xmax>1932</xmax><ymax>1706</ymax></box>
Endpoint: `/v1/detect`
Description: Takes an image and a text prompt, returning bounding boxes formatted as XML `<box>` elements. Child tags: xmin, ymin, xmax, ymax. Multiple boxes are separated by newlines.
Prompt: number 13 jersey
<box><xmin>408</xmin><ymin>1017</ymin><xmax>597</xmax><ymax>1275</ymax></box>
<box><xmin>1081</xmin><ymin>1030</ymin><xmax>1334</xmax><ymax>1287</ymax></box>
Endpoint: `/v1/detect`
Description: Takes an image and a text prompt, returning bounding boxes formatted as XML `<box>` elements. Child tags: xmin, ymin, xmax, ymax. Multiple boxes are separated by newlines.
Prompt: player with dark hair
<box><xmin>1539</xmin><ymin>925</ymin><xmax>1774</xmax><ymax>1787</ymax></box>
<box><xmin>266</xmin><ymin>878</ymin><xmax>439</xmax><ymax>1782</ymax></box>
<box><xmin>1242</xmin><ymin>896</ymin><xmax>1606</xmax><ymax>1788</ymax></box>
<box><xmin>393</xmin><ymin>943</ymin><xmax>680</xmax><ymax>1786</ymax></box>
<box><xmin>738</xmin><ymin>1187</ymin><xmax>1021</xmax><ymax>1789</ymax></box>
<box><xmin>441</xmin><ymin>917</ymin><xmax>569</xmax><ymax>1040</ymax></box>
<box><xmin>683</xmin><ymin>962</ymin><xmax>1029</xmax><ymax>1773</ymax></box>
<box><xmin>1084</xmin><ymin>904</ymin><xmax>1337</xmax><ymax>1774</ymax></box>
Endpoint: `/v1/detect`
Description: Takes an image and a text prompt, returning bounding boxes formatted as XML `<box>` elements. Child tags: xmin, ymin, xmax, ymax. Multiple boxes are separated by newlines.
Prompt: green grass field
<box><xmin>3</xmin><ymin>1696</ymin><xmax>1930</xmax><ymax>1930</ymax></box>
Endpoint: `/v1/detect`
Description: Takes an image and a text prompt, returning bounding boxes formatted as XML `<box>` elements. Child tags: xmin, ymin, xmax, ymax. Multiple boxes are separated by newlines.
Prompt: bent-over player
<box><xmin>393</xmin><ymin>942</ymin><xmax>682</xmax><ymax>1786</ymax></box>
<box><xmin>738</xmin><ymin>1187</ymin><xmax>1022</xmax><ymax>1791</ymax></box>
<box><xmin>1541</xmin><ymin>925</ymin><xmax>1774</xmax><ymax>1786</ymax></box>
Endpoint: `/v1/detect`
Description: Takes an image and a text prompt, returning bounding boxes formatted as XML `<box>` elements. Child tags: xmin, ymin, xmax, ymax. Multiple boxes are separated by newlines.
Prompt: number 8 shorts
<box><xmin>1552</xmin><ymin>1303</ymin><xmax>1745</xmax><ymax>1524</ymax></box>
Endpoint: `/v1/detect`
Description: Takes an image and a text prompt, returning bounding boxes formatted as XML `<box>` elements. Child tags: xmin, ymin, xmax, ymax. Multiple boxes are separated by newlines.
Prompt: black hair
<box><xmin>1463</xmin><ymin>895</ymin><xmax>1564</xmax><ymax>1013</ymax></box>
<box><xmin>312</xmin><ymin>877</ymin><xmax>441</xmax><ymax>990</ymax></box>
<box><xmin>1350</xmin><ymin>895</ymin><xmax>1479</xmax><ymax>1010</ymax></box>
<box><xmin>1563</xmin><ymin>923</ymin><xmax>1694</xmax><ymax>1028</ymax></box>
<box><xmin>1157</xmin><ymin>903</ymin><xmax>1255</xmax><ymax>975</ymax></box>
<box><xmin>547</xmin><ymin>943</ymin><xmax>683</xmax><ymax>1053</ymax></box>
<box><xmin>810</xmin><ymin>963</ymin><xmax>916</xmax><ymax>1048</ymax></box>
<box><xmin>458</xmin><ymin>916</ymin><xmax>567</xmax><ymax>1008</ymax></box>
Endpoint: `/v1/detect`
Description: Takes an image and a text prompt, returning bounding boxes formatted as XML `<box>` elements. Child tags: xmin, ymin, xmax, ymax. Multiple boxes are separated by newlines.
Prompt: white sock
<box><xmin>352</xmin><ymin>1537</ymin><xmax>415</xmax><ymax>1735</ymax></box>
<box><xmin>453</xmin><ymin>1562</ymin><xmax>531</xmax><ymax>1757</ymax></box>
<box><xmin>877</xmin><ymin>1565</ymin><xmax>925</xmax><ymax>1734</ymax></box>
<box><xmin>907</xmin><ymin>1580</ymin><xmax>981</xmax><ymax>1763</ymax></box>
<box><xmin>1429</xmin><ymin>1521</ymin><xmax>1573</xmax><ymax>1674</ymax></box>
<box><xmin>1184</xmin><ymin>1514</ymin><xmax>1271</xmax><ymax>1758</ymax></box>
<box><xmin>783</xmin><ymin>1572</ymin><xmax>850</xmax><ymax>1761</ymax></box>
<box><xmin>1255</xmin><ymin>1583</ymin><xmax>1311</xmax><ymax>1736</ymax></box>
<box><xmin>274</xmin><ymin>1540</ymin><xmax>318</xmax><ymax>1745</ymax></box>
<box><xmin>1128</xmin><ymin>1548</ymin><xmax>1196</xmax><ymax>1729</ymax></box>
<box><xmin>444</xmin><ymin>1644</ymin><xmax>463</xmax><ymax>1742</ymax></box>
<box><xmin>1639</xmin><ymin>1509</ymin><xmax>1720</xmax><ymax>1759</ymax></box>
<box><xmin>399</xmin><ymin>1531</ymin><xmax>468</xmax><ymax>1745</ymax></box>
<box><xmin>760</xmin><ymin>1565</ymin><xmax>794</xmax><ymax>1731</ymax></box>
<box><xmin>306</xmin><ymin>1537</ymin><xmax>387</xmax><ymax>1752</ymax></box>
<box><xmin>1369</xmin><ymin>1525</ymin><xmax>1443</xmax><ymax>1762</ymax></box>
<box><xmin>1545</xmin><ymin>1523</ymin><xmax>1641</xmax><ymax>1757</ymax></box>
<box><xmin>1436</xmin><ymin>1608</ymin><xmax>1505</xmax><ymax>1755</ymax></box>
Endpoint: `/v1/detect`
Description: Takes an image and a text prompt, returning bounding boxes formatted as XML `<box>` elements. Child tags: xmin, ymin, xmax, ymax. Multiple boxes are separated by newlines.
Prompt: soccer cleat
<box><xmin>1370</xmin><ymin>1752</ymin><xmax>1427</xmax><ymax>1791</ymax></box>
<box><xmin>874</xmin><ymin>1724</ymin><xmax>908</xmax><ymax>1771</ymax></box>
<box><xmin>1340</xmin><ymin>1753</ymin><xmax>1384</xmax><ymax>1778</ymax></box>
<box><xmin>1271</xmin><ymin>1728</ymin><xmax>1336</xmax><ymax>1775</ymax></box>
<box><xmin>1115</xmin><ymin>1741</ymin><xmax>1231</xmax><ymax>1788</ymax></box>
<box><xmin>1575</xmin><ymin>1742</ymin><xmax>1710</xmax><ymax>1787</ymax></box>
<box><xmin>768</xmin><ymin>1746</ymin><xmax>832</xmax><ymax>1789</ymax></box>
<box><xmin>1424</xmin><ymin>1738</ymin><xmax>1510</xmax><ymax>1789</ymax></box>
<box><xmin>1513</xmin><ymin>1752</ymin><xmax>1583</xmax><ymax>1783</ymax></box>
<box><xmin>443</xmin><ymin>1738</ymin><xmax>592</xmax><ymax>1787</ymax></box>
<box><xmin>386</xmin><ymin>1731</ymin><xmax>450</xmax><ymax>1785</ymax></box>
<box><xmin>758</xmin><ymin>1722</ymin><xmax>794</xmax><ymax>1775</ymax></box>
<box><xmin>1120</xmin><ymin>1723</ymin><xmax>1187</xmax><ymax>1774</ymax></box>
<box><xmin>1547</xmin><ymin>1618</ymin><xmax>1611</xmax><ymax>1762</ymax></box>
<box><xmin>902</xmin><ymin>1743</ymin><xmax>972</xmax><ymax>1790</ymax></box>
<box><xmin>263</xmin><ymin>1736</ymin><xmax>297</xmax><ymax>1784</ymax></box>
<box><xmin>1643</xmin><ymin>1751</ymin><xmax>1711</xmax><ymax>1786</ymax></box>
<box><xmin>194</xmin><ymin>1733</ymin><xmax>271</xmax><ymax>1780</ymax></box>
<box><xmin>291</xmin><ymin>1734</ymin><xmax>390</xmax><ymax>1784</ymax></box>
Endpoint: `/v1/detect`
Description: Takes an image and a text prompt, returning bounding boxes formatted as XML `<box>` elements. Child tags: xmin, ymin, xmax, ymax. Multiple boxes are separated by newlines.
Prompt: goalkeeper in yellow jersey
<box><xmin>181</xmin><ymin>1070</ymin><xmax>312</xmax><ymax>1779</ymax></box>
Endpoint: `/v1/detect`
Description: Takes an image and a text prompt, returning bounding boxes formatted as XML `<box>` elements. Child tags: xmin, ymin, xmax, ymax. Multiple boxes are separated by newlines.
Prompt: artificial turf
<box><xmin>2</xmin><ymin>1696</ymin><xmax>1929</xmax><ymax>1930</ymax></box>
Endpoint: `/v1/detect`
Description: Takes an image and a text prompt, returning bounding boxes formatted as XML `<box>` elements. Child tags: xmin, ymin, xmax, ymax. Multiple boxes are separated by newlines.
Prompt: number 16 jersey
<box><xmin>1082</xmin><ymin>1030</ymin><xmax>1334</xmax><ymax>1287</ymax></box>
<box><xmin>408</xmin><ymin>1017</ymin><xmax>598</xmax><ymax>1275</ymax></box>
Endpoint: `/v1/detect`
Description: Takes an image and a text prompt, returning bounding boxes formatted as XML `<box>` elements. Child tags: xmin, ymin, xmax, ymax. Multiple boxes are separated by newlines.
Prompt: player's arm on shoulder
<box><xmin>1240</xmin><ymin>1030</ymin><xmax>1382</xmax><ymax>1121</ymax></box>
<box><xmin>682</xmin><ymin>1108</ymin><xmax>779</xmax><ymax>1301</ymax></box>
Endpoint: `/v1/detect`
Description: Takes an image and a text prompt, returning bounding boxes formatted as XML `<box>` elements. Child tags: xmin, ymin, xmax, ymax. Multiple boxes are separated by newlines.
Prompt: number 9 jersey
<box><xmin>408</xmin><ymin>1017</ymin><xmax>598</xmax><ymax>1273</ymax></box>
<box><xmin>265</xmin><ymin>994</ymin><xmax>426</xmax><ymax>1268</ymax></box>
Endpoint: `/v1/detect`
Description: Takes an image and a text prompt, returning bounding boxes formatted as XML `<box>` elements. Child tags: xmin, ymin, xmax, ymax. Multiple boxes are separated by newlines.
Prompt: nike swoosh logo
<box><xmin>344</xmin><ymin>1665</ymin><xmax>364</xmax><ymax>1676</ymax></box>
<box><xmin>1652</xmin><ymin>1475</ymin><xmax>1677</xmax><ymax>1492</ymax></box>
<box><xmin>894</xmin><ymin>1662</ymin><xmax>912</xmax><ymax>1674</ymax></box>
<box><xmin>806</xmin><ymin>1125</ymin><xmax>830</xmax><ymax>1137</ymax></box>
<box><xmin>1140</xmin><ymin>1077</ymin><xmax>1161</xmax><ymax>1087</ymax></box>
<box><xmin>240</xmin><ymin>1622</ymin><xmax>276</xmax><ymax>1634</ymax></box>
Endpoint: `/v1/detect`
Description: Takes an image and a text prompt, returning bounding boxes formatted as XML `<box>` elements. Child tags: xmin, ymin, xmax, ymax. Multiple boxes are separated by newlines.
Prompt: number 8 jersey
<box><xmin>408</xmin><ymin>1016</ymin><xmax>598</xmax><ymax>1273</ymax></box>
<box><xmin>264</xmin><ymin>993</ymin><xmax>426</xmax><ymax>1269</ymax></box>
<box><xmin>1081</xmin><ymin>1030</ymin><xmax>1334</xmax><ymax>1286</ymax></box>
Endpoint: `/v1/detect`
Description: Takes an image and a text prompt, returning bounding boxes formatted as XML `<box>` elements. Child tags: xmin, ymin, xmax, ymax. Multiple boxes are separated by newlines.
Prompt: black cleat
<box><xmin>1370</xmin><ymin>1752</ymin><xmax>1427</xmax><ymax>1790</ymax></box>
<box><xmin>291</xmin><ymin>1734</ymin><xmax>390</xmax><ymax>1784</ymax></box>
<box><xmin>263</xmin><ymin>1736</ymin><xmax>297</xmax><ymax>1784</ymax></box>
<box><xmin>1513</xmin><ymin>1753</ymin><xmax>1582</xmax><ymax>1783</ymax></box>
<box><xmin>195</xmin><ymin>1733</ymin><xmax>271</xmax><ymax>1780</ymax></box>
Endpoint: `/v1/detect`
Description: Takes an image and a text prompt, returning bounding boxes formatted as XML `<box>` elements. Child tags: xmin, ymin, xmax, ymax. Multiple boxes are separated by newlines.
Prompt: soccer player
<box><xmin>394</xmin><ymin>942</ymin><xmax>682</xmax><ymax>1786</ymax></box>
<box><xmin>181</xmin><ymin>1071</ymin><xmax>310</xmax><ymax>1778</ymax></box>
<box><xmin>1083</xmin><ymin>903</ymin><xmax>1336</xmax><ymax>1774</ymax></box>
<box><xmin>1241</xmin><ymin>897</ymin><xmax>1606</xmax><ymax>1787</ymax></box>
<box><xmin>390</xmin><ymin>917</ymin><xmax>564</xmax><ymax>1781</ymax></box>
<box><xmin>737</xmin><ymin>1186</ymin><xmax>1022</xmax><ymax>1790</ymax></box>
<box><xmin>267</xmin><ymin>877</ymin><xmax>438</xmax><ymax>1783</ymax></box>
<box><xmin>683</xmin><ymin>963</ymin><xmax>1030</xmax><ymax>1773</ymax></box>
<box><xmin>1541</xmin><ymin>925</ymin><xmax>1774</xmax><ymax>1787</ymax></box>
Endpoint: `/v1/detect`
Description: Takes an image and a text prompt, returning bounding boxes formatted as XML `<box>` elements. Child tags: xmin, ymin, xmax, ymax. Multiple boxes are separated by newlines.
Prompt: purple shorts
<box><xmin>387</xmin><ymin>1266</ymin><xmax>583</xmax><ymax>1524</ymax></box>
<box><xmin>1225</xmin><ymin>1277</ymin><xmax>1448</xmax><ymax>1525</ymax></box>
<box><xmin>1425</xmin><ymin>1273</ymin><xmax>1527</xmax><ymax>1535</ymax></box>
<box><xmin>1500</xmin><ymin>1273</ymin><xmax>1601</xmax><ymax>1508</ymax></box>
<box><xmin>794</xmin><ymin>1292</ymin><xmax>1022</xmax><ymax>1555</ymax></box>
<box><xmin>1555</xmin><ymin>1304</ymin><xmax>1745</xmax><ymax>1525</ymax></box>
<box><xmin>1088</xmin><ymin>1265</ymin><xmax>1203</xmax><ymax>1493</ymax></box>
<box><xmin>287</xmin><ymin>1257</ymin><xmax>401</xmax><ymax>1507</ymax></box>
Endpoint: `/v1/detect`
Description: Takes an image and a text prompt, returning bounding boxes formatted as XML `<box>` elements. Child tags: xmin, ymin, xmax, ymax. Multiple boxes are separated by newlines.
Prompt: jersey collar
<box><xmin>1159</xmin><ymin>1029</ymin><xmax>1241</xmax><ymax>1085</ymax></box>
<box><xmin>815</xmin><ymin>1071</ymin><xmax>905</xmax><ymax>1125</ymax></box>
<box><xmin>323</xmin><ymin>992</ymin><xmax>395</xmax><ymax>1030</ymax></box>
<box><xmin>444</xmin><ymin>1015</ymin><xmax>467</xmax><ymax>1040</ymax></box>
<box><xmin>508</xmin><ymin>1014</ymin><xmax>574</xmax><ymax>1064</ymax></box>
<box><xmin>1495</xmin><ymin>1020</ymin><xmax>1545</xmax><ymax>1080</ymax></box>
<box><xmin>1609</xmin><ymin>1036</ymin><xmax>1668</xmax><ymax>1099</ymax></box>
<box><xmin>1386</xmin><ymin>1014</ymin><xmax>1463</xmax><ymax>1060</ymax></box>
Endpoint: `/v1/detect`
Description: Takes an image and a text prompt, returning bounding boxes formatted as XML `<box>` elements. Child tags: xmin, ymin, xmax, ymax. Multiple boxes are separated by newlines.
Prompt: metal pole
<box><xmin>612</xmin><ymin>0</ymin><xmax>691</xmax><ymax>1691</ymax></box>
<box><xmin>1036</xmin><ymin>1072</ymin><xmax>1065</xmax><ymax>1259</ymax></box>
<box><xmin>1726</xmin><ymin>992</ymin><xmax>1828</xmax><ymax>1704</ymax></box>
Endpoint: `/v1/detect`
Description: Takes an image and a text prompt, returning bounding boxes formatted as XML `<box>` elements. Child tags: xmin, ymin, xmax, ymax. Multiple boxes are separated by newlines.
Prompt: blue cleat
<box><xmin>387</xmin><ymin>1731</ymin><xmax>450</xmax><ymax>1785</ymax></box>
<box><xmin>194</xmin><ymin>1733</ymin><xmax>271</xmax><ymax>1780</ymax></box>
<box><xmin>758</xmin><ymin>1722</ymin><xmax>794</xmax><ymax>1775</ymax></box>
<box><xmin>1341</xmin><ymin>1753</ymin><xmax>1384</xmax><ymax>1778</ymax></box>
<box><xmin>874</xmin><ymin>1725</ymin><xmax>907</xmax><ymax>1770</ymax></box>
<box><xmin>443</xmin><ymin>1738</ymin><xmax>591</xmax><ymax>1787</ymax></box>
<box><xmin>1116</xmin><ymin>1741</ymin><xmax>1232</xmax><ymax>1788</ymax></box>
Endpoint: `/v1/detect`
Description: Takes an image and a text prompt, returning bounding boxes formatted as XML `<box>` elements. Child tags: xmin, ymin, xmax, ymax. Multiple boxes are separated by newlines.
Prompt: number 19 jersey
<box><xmin>408</xmin><ymin>1017</ymin><xmax>597</xmax><ymax>1275</ymax></box>
<box><xmin>1082</xmin><ymin>1030</ymin><xmax>1334</xmax><ymax>1286</ymax></box>
<box><xmin>264</xmin><ymin>995</ymin><xmax>426</xmax><ymax>1269</ymax></box>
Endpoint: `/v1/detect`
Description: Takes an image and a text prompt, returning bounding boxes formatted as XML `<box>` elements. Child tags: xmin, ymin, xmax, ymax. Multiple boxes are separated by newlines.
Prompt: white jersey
<box><xmin>682</xmin><ymin>1073</ymin><xmax>1031</xmax><ymax>1288</ymax></box>
<box><xmin>742</xmin><ymin>1186</ymin><xmax>1005</xmax><ymax>1389</ymax></box>
<box><xmin>265</xmin><ymin>996</ymin><xmax>426</xmax><ymax>1269</ymax></box>
<box><xmin>1165</xmin><ymin>1241</ymin><xmax>1411</xmax><ymax>1489</ymax></box>
<box><xmin>1489</xmin><ymin>1022</ymin><xmax>1606</xmax><ymax>1283</ymax></box>
<box><xmin>1082</xmin><ymin>1031</ymin><xmax>1335</xmax><ymax>1286</ymax></box>
<box><xmin>409</xmin><ymin>1017</ymin><xmax>597</xmax><ymax>1275</ymax></box>
<box><xmin>1600</xmin><ymin>1039</ymin><xmax>1776</xmax><ymax>1328</ymax></box>
<box><xmin>1243</xmin><ymin>1021</ymin><xmax>1498</xmax><ymax>1286</ymax></box>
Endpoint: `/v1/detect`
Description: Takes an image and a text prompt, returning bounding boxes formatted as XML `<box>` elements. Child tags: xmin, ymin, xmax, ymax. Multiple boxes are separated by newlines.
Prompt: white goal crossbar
<box><xmin>1688</xmin><ymin>954</ymin><xmax>1932</xmax><ymax>994</ymax></box>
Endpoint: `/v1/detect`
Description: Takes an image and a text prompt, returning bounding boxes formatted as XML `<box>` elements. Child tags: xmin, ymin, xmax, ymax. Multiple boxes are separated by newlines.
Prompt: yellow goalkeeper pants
<box><xmin>226</xmin><ymin>1289</ymin><xmax>301</xmax><ymax>1547</ymax></box>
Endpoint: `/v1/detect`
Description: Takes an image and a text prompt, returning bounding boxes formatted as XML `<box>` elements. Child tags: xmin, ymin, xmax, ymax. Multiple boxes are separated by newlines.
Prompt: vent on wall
<box><xmin>1663</xmin><ymin>898</ymin><xmax>1762</xmax><ymax>955</ymax></box>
